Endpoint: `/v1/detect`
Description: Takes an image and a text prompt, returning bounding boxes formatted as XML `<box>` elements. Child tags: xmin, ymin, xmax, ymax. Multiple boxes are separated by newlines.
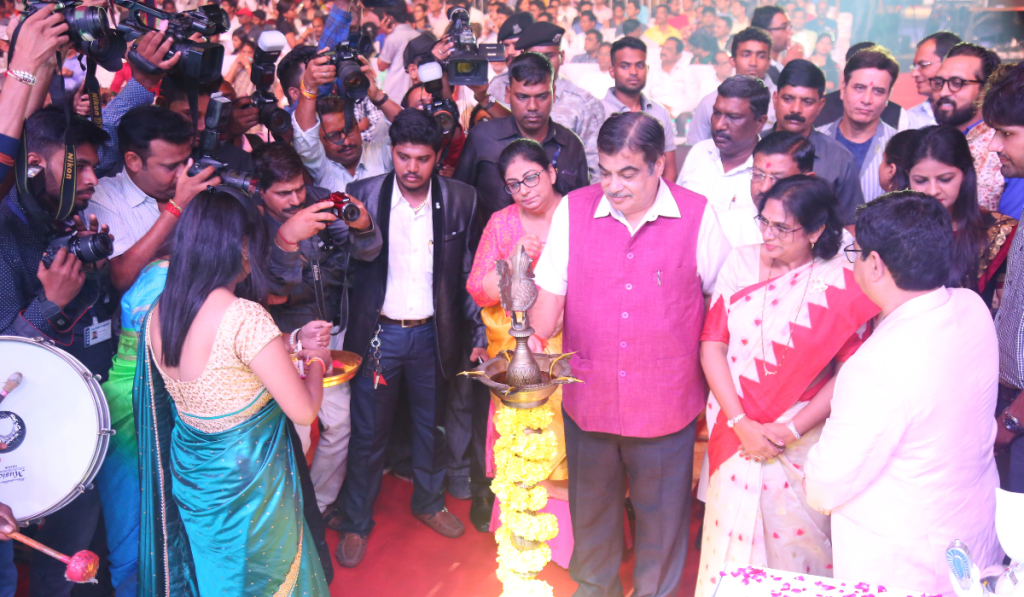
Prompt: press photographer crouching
<box><xmin>0</xmin><ymin>107</ymin><xmax>113</xmax><ymax>596</ymax></box>
<box><xmin>254</xmin><ymin>141</ymin><xmax>381</xmax><ymax>527</ymax></box>
<box><xmin>82</xmin><ymin>105</ymin><xmax>221</xmax><ymax>292</ymax></box>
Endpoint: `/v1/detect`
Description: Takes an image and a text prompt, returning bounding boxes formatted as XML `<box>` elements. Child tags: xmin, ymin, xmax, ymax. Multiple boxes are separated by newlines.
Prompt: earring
<box><xmin>811</xmin><ymin>241</ymin><xmax>816</xmax><ymax>249</ymax></box>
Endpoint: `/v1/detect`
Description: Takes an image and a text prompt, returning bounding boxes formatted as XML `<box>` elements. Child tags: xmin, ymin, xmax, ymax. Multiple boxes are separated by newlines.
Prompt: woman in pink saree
<box><xmin>466</xmin><ymin>139</ymin><xmax>574</xmax><ymax>568</ymax></box>
<box><xmin>696</xmin><ymin>176</ymin><xmax>879</xmax><ymax>597</ymax></box>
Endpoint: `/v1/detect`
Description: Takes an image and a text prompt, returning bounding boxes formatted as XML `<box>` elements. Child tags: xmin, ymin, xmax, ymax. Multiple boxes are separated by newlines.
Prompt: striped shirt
<box><xmin>996</xmin><ymin>229</ymin><xmax>1024</xmax><ymax>388</ymax></box>
<box><xmin>82</xmin><ymin>169</ymin><xmax>161</xmax><ymax>259</ymax></box>
<box><xmin>817</xmin><ymin>117</ymin><xmax>897</xmax><ymax>203</ymax></box>
<box><xmin>290</xmin><ymin>112</ymin><xmax>393</xmax><ymax>194</ymax></box>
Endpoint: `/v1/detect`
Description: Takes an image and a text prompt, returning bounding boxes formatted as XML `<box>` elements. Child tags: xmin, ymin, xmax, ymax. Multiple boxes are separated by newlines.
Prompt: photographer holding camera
<box><xmin>83</xmin><ymin>105</ymin><xmax>221</xmax><ymax>292</ymax></box>
<box><xmin>0</xmin><ymin>106</ymin><xmax>114</xmax><ymax>597</ymax></box>
<box><xmin>292</xmin><ymin>50</ymin><xmax>401</xmax><ymax>192</ymax></box>
<box><xmin>253</xmin><ymin>141</ymin><xmax>380</xmax><ymax>522</ymax></box>
<box><xmin>158</xmin><ymin>74</ymin><xmax>255</xmax><ymax>172</ymax></box>
<box><xmin>95</xmin><ymin>30</ymin><xmax>188</xmax><ymax>178</ymax></box>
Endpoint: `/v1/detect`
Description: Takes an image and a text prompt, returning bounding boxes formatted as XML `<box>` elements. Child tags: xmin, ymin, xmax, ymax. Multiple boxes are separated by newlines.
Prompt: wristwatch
<box><xmin>1004</xmin><ymin>412</ymin><xmax>1023</xmax><ymax>434</ymax></box>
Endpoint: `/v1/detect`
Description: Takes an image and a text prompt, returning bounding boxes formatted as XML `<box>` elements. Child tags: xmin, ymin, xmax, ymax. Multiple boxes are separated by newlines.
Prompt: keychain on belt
<box><xmin>366</xmin><ymin>325</ymin><xmax>387</xmax><ymax>389</ymax></box>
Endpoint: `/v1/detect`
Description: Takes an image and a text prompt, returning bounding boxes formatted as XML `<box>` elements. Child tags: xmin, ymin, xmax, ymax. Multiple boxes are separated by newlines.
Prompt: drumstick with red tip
<box><xmin>7</xmin><ymin>532</ymin><xmax>99</xmax><ymax>583</ymax></box>
<box><xmin>0</xmin><ymin>373</ymin><xmax>21</xmax><ymax>404</ymax></box>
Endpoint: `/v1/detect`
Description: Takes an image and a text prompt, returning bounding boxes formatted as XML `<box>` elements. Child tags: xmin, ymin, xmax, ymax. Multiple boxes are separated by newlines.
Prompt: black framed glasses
<box><xmin>504</xmin><ymin>171</ymin><xmax>543</xmax><ymax>195</ymax></box>
<box><xmin>928</xmin><ymin>76</ymin><xmax>985</xmax><ymax>93</ymax></box>
<box><xmin>321</xmin><ymin>129</ymin><xmax>360</xmax><ymax>146</ymax></box>
<box><xmin>843</xmin><ymin>243</ymin><xmax>866</xmax><ymax>263</ymax></box>
<box><xmin>754</xmin><ymin>214</ymin><xmax>802</xmax><ymax>240</ymax></box>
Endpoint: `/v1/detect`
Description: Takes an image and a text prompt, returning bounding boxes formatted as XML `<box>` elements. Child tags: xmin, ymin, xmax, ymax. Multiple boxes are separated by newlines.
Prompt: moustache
<box><xmin>282</xmin><ymin>205</ymin><xmax>302</xmax><ymax>215</ymax></box>
<box><xmin>936</xmin><ymin>97</ymin><xmax>957</xmax><ymax>109</ymax></box>
<box><xmin>784</xmin><ymin>113</ymin><xmax>806</xmax><ymax>123</ymax></box>
<box><xmin>712</xmin><ymin>132</ymin><xmax>732</xmax><ymax>142</ymax></box>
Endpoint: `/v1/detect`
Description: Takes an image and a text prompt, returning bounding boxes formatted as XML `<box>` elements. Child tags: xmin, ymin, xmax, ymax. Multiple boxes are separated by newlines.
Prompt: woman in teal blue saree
<box><xmin>133</xmin><ymin>190</ymin><xmax>332</xmax><ymax>596</ymax></box>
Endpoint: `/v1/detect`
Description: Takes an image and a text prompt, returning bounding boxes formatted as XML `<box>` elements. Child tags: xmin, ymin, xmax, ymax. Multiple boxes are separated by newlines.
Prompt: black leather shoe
<box><xmin>469</xmin><ymin>495</ymin><xmax>494</xmax><ymax>533</ymax></box>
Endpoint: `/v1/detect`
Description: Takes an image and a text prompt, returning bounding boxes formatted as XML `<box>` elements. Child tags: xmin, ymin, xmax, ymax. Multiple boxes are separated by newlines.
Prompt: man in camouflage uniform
<box><xmin>488</xmin><ymin>22</ymin><xmax>606</xmax><ymax>182</ymax></box>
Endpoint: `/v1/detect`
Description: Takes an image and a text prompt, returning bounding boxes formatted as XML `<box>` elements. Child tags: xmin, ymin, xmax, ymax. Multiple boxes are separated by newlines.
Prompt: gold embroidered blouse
<box><xmin>151</xmin><ymin>299</ymin><xmax>282</xmax><ymax>433</ymax></box>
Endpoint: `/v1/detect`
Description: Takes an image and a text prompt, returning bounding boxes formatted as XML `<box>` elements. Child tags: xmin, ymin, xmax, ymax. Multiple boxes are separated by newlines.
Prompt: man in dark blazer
<box><xmin>335</xmin><ymin>108</ymin><xmax>487</xmax><ymax>568</ymax></box>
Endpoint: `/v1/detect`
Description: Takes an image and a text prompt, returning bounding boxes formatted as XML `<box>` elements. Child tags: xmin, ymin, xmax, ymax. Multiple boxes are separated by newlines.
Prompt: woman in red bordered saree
<box><xmin>695</xmin><ymin>177</ymin><xmax>879</xmax><ymax>597</ymax></box>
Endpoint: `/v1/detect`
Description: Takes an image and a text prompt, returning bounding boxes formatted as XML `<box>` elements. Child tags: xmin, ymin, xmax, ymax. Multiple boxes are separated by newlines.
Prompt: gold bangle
<box><xmin>299</xmin><ymin>80</ymin><xmax>318</xmax><ymax>100</ymax></box>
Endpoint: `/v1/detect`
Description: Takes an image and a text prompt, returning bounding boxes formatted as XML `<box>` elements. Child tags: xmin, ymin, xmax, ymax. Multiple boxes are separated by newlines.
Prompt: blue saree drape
<box><xmin>134</xmin><ymin>311</ymin><xmax>328</xmax><ymax>597</ymax></box>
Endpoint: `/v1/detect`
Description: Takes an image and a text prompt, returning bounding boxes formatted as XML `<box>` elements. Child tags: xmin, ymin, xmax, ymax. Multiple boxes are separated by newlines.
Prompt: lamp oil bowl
<box><xmin>458</xmin><ymin>244</ymin><xmax>581</xmax><ymax>408</ymax></box>
<box><xmin>461</xmin><ymin>350</ymin><xmax>579</xmax><ymax>409</ymax></box>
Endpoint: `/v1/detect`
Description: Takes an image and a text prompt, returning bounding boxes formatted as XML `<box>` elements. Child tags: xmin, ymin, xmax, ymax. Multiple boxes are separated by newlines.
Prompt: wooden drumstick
<box><xmin>8</xmin><ymin>532</ymin><xmax>99</xmax><ymax>583</ymax></box>
<box><xmin>0</xmin><ymin>373</ymin><xmax>21</xmax><ymax>403</ymax></box>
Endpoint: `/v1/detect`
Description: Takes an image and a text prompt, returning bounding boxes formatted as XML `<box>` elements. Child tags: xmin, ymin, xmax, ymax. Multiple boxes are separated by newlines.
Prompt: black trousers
<box><xmin>565</xmin><ymin>410</ymin><xmax>696</xmax><ymax>597</ymax></box>
<box><xmin>445</xmin><ymin>351</ymin><xmax>492</xmax><ymax>497</ymax></box>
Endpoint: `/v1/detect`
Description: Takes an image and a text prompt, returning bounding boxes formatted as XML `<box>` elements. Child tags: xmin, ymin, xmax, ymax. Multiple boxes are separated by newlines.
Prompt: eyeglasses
<box><xmin>766</xmin><ymin>23</ymin><xmax>792</xmax><ymax>32</ymax></box>
<box><xmin>754</xmin><ymin>214</ymin><xmax>802</xmax><ymax>240</ymax></box>
<box><xmin>928</xmin><ymin>76</ymin><xmax>985</xmax><ymax>93</ymax></box>
<box><xmin>751</xmin><ymin>171</ymin><xmax>778</xmax><ymax>186</ymax></box>
<box><xmin>321</xmin><ymin>129</ymin><xmax>359</xmax><ymax>146</ymax></box>
<box><xmin>504</xmin><ymin>171</ymin><xmax>543</xmax><ymax>194</ymax></box>
<box><xmin>910</xmin><ymin>60</ymin><xmax>933</xmax><ymax>71</ymax></box>
<box><xmin>843</xmin><ymin>243</ymin><xmax>866</xmax><ymax>263</ymax></box>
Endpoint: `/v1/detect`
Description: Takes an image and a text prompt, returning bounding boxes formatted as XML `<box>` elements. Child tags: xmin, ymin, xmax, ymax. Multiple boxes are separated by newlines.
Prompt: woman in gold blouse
<box><xmin>135</xmin><ymin>190</ymin><xmax>333</xmax><ymax>596</ymax></box>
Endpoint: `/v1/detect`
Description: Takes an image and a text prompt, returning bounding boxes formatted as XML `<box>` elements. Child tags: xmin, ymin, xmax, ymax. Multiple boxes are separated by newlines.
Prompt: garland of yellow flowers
<box><xmin>491</xmin><ymin>404</ymin><xmax>560</xmax><ymax>597</ymax></box>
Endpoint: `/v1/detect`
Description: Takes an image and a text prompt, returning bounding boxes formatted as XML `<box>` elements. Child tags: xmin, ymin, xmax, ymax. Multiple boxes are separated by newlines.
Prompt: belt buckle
<box><xmin>401</xmin><ymin>319</ymin><xmax>414</xmax><ymax>328</ymax></box>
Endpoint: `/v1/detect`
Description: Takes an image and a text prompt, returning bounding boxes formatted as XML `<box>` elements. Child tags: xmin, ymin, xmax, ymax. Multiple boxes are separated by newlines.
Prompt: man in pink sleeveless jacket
<box><xmin>531</xmin><ymin>112</ymin><xmax>731</xmax><ymax>597</ymax></box>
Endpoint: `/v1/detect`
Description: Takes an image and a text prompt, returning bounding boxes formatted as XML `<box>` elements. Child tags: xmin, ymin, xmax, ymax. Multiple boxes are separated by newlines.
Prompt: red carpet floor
<box><xmin>324</xmin><ymin>473</ymin><xmax>703</xmax><ymax>597</ymax></box>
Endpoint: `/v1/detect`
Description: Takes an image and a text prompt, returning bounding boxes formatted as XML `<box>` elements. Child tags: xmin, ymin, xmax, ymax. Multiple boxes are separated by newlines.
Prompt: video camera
<box><xmin>24</xmin><ymin>0</ymin><xmax>229</xmax><ymax>82</ymax></box>
<box><xmin>117</xmin><ymin>1</ymin><xmax>228</xmax><ymax>84</ymax></box>
<box><xmin>418</xmin><ymin>61</ymin><xmax>459</xmax><ymax>136</ymax></box>
<box><xmin>188</xmin><ymin>94</ymin><xmax>256</xmax><ymax>192</ymax></box>
<box><xmin>250</xmin><ymin>30</ymin><xmax>290</xmax><ymax>135</ymax></box>
<box><xmin>323</xmin><ymin>33</ymin><xmax>375</xmax><ymax>101</ymax></box>
<box><xmin>443</xmin><ymin>7</ymin><xmax>503</xmax><ymax>86</ymax></box>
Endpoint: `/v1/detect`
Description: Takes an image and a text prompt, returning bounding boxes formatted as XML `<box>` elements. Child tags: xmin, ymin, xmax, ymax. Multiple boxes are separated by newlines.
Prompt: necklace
<box><xmin>759</xmin><ymin>258</ymin><xmax>814</xmax><ymax>376</ymax></box>
<box><xmin>409</xmin><ymin>198</ymin><xmax>430</xmax><ymax>214</ymax></box>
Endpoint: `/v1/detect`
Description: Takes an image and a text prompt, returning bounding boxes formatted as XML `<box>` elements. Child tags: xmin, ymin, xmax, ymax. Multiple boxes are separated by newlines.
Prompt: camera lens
<box><xmin>336</xmin><ymin>61</ymin><xmax>369</xmax><ymax>99</ymax></box>
<box><xmin>66</xmin><ymin>6</ymin><xmax>110</xmax><ymax>43</ymax></box>
<box><xmin>434</xmin><ymin>111</ymin><xmax>456</xmax><ymax>135</ymax></box>
<box><xmin>72</xmin><ymin>233</ymin><xmax>114</xmax><ymax>263</ymax></box>
<box><xmin>260</xmin><ymin>104</ymin><xmax>291</xmax><ymax>135</ymax></box>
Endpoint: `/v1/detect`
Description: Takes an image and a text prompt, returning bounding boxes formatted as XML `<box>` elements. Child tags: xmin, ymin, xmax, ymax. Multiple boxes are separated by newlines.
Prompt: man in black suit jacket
<box><xmin>335</xmin><ymin>108</ymin><xmax>487</xmax><ymax>568</ymax></box>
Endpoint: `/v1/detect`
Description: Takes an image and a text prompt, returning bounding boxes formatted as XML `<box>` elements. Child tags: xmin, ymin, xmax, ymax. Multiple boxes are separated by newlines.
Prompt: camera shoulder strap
<box><xmin>84</xmin><ymin>57</ymin><xmax>103</xmax><ymax>128</ymax></box>
<box><xmin>7</xmin><ymin>23</ymin><xmax>76</xmax><ymax>227</ymax></box>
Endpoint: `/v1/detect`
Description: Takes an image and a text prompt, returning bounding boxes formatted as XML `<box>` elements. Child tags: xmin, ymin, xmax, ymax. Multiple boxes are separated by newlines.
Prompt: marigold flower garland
<box><xmin>491</xmin><ymin>405</ymin><xmax>560</xmax><ymax>597</ymax></box>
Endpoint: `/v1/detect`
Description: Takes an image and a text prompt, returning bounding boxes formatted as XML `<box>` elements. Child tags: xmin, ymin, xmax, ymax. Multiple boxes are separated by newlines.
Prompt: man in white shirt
<box><xmin>687</xmin><ymin>27</ymin><xmax>776</xmax><ymax>146</ymax></box>
<box><xmin>678</xmin><ymin>75</ymin><xmax>768</xmax><ymax>247</ymax></box>
<box><xmin>82</xmin><ymin>106</ymin><xmax>219</xmax><ymax>292</ymax></box>
<box><xmin>426</xmin><ymin>0</ymin><xmax>449</xmax><ymax>39</ymax></box>
<box><xmin>806</xmin><ymin>192</ymin><xmax>1003</xmax><ymax>595</ymax></box>
<box><xmin>292</xmin><ymin>54</ymin><xmax>401</xmax><ymax>193</ymax></box>
<box><xmin>907</xmin><ymin>31</ymin><xmax>962</xmax><ymax>129</ymax></box>
<box><xmin>377</xmin><ymin>6</ymin><xmax>423</xmax><ymax>102</ymax></box>
<box><xmin>335</xmin><ymin>108</ymin><xmax>486</xmax><ymax>568</ymax></box>
<box><xmin>647</xmin><ymin>37</ymin><xmax>696</xmax><ymax>119</ymax></box>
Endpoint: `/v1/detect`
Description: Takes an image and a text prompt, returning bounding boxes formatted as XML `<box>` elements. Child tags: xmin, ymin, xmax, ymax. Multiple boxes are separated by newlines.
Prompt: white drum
<box><xmin>0</xmin><ymin>336</ymin><xmax>112</xmax><ymax>522</ymax></box>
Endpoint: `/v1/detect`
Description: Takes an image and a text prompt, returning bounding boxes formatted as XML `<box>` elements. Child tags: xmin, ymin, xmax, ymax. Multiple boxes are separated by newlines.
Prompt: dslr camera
<box><xmin>417</xmin><ymin>61</ymin><xmax>459</xmax><ymax>135</ymax></box>
<box><xmin>323</xmin><ymin>33</ymin><xmax>375</xmax><ymax>100</ymax></box>
<box><xmin>23</xmin><ymin>0</ymin><xmax>124</xmax><ymax>72</ymax></box>
<box><xmin>188</xmin><ymin>94</ymin><xmax>257</xmax><ymax>192</ymax></box>
<box><xmin>249</xmin><ymin>30</ymin><xmax>290</xmax><ymax>135</ymax></box>
<box><xmin>41</xmin><ymin>230</ymin><xmax>114</xmax><ymax>268</ymax></box>
<box><xmin>116</xmin><ymin>1</ymin><xmax>229</xmax><ymax>83</ymax></box>
<box><xmin>443</xmin><ymin>7</ymin><xmax>503</xmax><ymax>86</ymax></box>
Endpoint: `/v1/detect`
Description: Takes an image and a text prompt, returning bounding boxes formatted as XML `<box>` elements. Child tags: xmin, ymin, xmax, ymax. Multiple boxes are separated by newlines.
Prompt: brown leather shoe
<box><xmin>336</xmin><ymin>532</ymin><xmax>368</xmax><ymax>568</ymax></box>
<box><xmin>414</xmin><ymin>508</ymin><xmax>465</xmax><ymax>538</ymax></box>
